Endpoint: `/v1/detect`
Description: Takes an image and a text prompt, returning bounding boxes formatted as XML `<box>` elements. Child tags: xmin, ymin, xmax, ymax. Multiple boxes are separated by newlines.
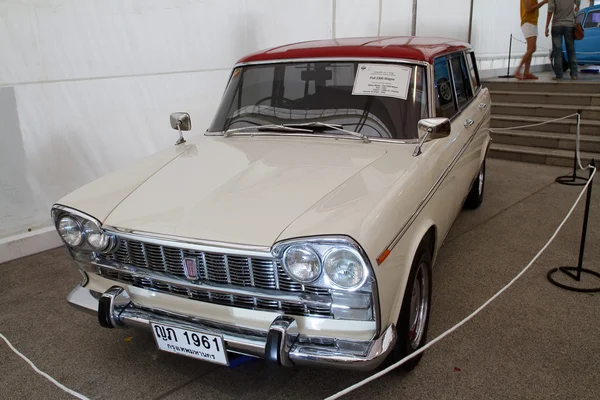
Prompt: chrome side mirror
<box><xmin>170</xmin><ymin>112</ymin><xmax>191</xmax><ymax>145</ymax></box>
<box><xmin>413</xmin><ymin>118</ymin><xmax>451</xmax><ymax>156</ymax></box>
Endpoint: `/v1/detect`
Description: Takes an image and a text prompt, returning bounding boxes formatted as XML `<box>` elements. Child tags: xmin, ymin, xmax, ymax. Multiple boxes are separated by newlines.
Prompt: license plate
<box><xmin>151</xmin><ymin>323</ymin><xmax>229</xmax><ymax>365</ymax></box>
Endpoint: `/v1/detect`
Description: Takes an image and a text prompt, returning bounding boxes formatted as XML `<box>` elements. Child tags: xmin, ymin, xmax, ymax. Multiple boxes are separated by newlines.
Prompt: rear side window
<box><xmin>576</xmin><ymin>12</ymin><xmax>585</xmax><ymax>26</ymax></box>
<box><xmin>434</xmin><ymin>57</ymin><xmax>457</xmax><ymax>119</ymax></box>
<box><xmin>584</xmin><ymin>10</ymin><xmax>600</xmax><ymax>28</ymax></box>
<box><xmin>450</xmin><ymin>55</ymin><xmax>473</xmax><ymax>108</ymax></box>
<box><xmin>465</xmin><ymin>52</ymin><xmax>481</xmax><ymax>93</ymax></box>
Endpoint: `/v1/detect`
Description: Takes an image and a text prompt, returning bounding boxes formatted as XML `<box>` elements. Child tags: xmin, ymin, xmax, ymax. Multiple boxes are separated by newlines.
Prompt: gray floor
<box><xmin>1</xmin><ymin>159</ymin><xmax>599</xmax><ymax>400</ymax></box>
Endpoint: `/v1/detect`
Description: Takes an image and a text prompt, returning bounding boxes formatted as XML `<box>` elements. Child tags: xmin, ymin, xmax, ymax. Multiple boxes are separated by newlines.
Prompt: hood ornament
<box><xmin>169</xmin><ymin>112</ymin><xmax>192</xmax><ymax>145</ymax></box>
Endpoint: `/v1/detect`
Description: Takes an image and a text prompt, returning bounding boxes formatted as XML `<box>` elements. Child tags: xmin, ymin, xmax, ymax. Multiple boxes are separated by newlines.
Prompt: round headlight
<box><xmin>58</xmin><ymin>216</ymin><xmax>83</xmax><ymax>247</ymax></box>
<box><xmin>324</xmin><ymin>248</ymin><xmax>366</xmax><ymax>289</ymax></box>
<box><xmin>83</xmin><ymin>220</ymin><xmax>110</xmax><ymax>250</ymax></box>
<box><xmin>283</xmin><ymin>246</ymin><xmax>321</xmax><ymax>283</ymax></box>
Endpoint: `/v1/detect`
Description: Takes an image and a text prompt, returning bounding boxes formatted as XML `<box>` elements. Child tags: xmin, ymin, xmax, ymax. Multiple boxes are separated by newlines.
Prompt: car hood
<box><xmin>102</xmin><ymin>136</ymin><xmax>387</xmax><ymax>246</ymax></box>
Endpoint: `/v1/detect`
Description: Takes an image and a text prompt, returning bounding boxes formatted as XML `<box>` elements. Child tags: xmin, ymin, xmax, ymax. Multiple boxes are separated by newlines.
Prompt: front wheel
<box><xmin>464</xmin><ymin>160</ymin><xmax>485</xmax><ymax>210</ymax></box>
<box><xmin>382</xmin><ymin>245</ymin><xmax>432</xmax><ymax>371</ymax></box>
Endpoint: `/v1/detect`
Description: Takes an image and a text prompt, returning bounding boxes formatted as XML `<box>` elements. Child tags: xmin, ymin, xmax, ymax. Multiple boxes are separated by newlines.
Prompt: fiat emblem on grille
<box><xmin>183</xmin><ymin>257</ymin><xmax>199</xmax><ymax>279</ymax></box>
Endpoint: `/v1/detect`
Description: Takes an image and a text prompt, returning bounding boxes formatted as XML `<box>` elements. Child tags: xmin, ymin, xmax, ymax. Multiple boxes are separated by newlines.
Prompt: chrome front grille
<box><xmin>100</xmin><ymin>239</ymin><xmax>331</xmax><ymax>317</ymax></box>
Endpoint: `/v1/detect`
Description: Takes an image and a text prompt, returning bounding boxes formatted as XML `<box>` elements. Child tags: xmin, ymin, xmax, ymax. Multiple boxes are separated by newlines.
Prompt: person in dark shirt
<box><xmin>545</xmin><ymin>0</ymin><xmax>581</xmax><ymax>80</ymax></box>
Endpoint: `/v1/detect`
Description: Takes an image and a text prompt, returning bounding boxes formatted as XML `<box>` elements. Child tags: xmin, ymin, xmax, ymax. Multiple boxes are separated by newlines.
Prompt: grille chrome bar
<box><xmin>92</xmin><ymin>260</ymin><xmax>332</xmax><ymax>309</ymax></box>
<box><xmin>99</xmin><ymin>238</ymin><xmax>332</xmax><ymax>317</ymax></box>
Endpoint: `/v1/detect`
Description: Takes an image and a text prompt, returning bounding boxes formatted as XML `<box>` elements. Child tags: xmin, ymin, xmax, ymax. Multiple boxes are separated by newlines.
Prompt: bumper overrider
<box><xmin>68</xmin><ymin>285</ymin><xmax>397</xmax><ymax>370</ymax></box>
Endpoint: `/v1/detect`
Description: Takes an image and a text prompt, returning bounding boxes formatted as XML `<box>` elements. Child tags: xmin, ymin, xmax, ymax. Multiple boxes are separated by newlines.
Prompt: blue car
<box><xmin>561</xmin><ymin>5</ymin><xmax>600</xmax><ymax>66</ymax></box>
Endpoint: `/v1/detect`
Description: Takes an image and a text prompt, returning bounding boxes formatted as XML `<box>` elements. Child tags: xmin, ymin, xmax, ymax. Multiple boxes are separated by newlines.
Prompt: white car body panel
<box><xmin>53</xmin><ymin>41</ymin><xmax>492</xmax><ymax>370</ymax></box>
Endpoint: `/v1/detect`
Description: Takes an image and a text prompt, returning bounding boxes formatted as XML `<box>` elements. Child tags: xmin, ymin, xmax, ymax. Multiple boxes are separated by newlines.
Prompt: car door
<box><xmin>446</xmin><ymin>53</ymin><xmax>482</xmax><ymax>217</ymax></box>
<box><xmin>580</xmin><ymin>9</ymin><xmax>600</xmax><ymax>64</ymax></box>
<box><xmin>430</xmin><ymin>53</ymin><xmax>481</xmax><ymax>240</ymax></box>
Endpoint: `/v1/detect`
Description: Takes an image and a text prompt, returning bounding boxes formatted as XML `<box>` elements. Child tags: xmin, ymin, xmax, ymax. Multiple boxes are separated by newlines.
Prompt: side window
<box><xmin>434</xmin><ymin>57</ymin><xmax>457</xmax><ymax>119</ymax></box>
<box><xmin>465</xmin><ymin>52</ymin><xmax>481</xmax><ymax>93</ymax></box>
<box><xmin>450</xmin><ymin>55</ymin><xmax>473</xmax><ymax>108</ymax></box>
<box><xmin>584</xmin><ymin>11</ymin><xmax>600</xmax><ymax>28</ymax></box>
<box><xmin>576</xmin><ymin>12</ymin><xmax>585</xmax><ymax>26</ymax></box>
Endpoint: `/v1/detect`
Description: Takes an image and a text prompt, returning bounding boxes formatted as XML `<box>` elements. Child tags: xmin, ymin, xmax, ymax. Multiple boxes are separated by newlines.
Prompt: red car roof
<box><xmin>237</xmin><ymin>36</ymin><xmax>471</xmax><ymax>65</ymax></box>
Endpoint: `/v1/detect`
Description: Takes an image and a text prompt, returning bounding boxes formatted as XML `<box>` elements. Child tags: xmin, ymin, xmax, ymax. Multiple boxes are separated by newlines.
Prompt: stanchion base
<box><xmin>498</xmin><ymin>75</ymin><xmax>515</xmax><ymax>79</ymax></box>
<box><xmin>555</xmin><ymin>175</ymin><xmax>588</xmax><ymax>186</ymax></box>
<box><xmin>547</xmin><ymin>266</ymin><xmax>600</xmax><ymax>292</ymax></box>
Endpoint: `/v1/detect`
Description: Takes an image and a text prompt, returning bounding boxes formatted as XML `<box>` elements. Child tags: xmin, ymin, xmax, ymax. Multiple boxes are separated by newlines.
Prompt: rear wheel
<box><xmin>464</xmin><ymin>160</ymin><xmax>485</xmax><ymax>210</ymax></box>
<box><xmin>382</xmin><ymin>244</ymin><xmax>432</xmax><ymax>371</ymax></box>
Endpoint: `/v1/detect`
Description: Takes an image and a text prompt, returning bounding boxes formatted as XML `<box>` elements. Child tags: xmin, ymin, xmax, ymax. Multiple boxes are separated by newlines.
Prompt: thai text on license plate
<box><xmin>151</xmin><ymin>323</ymin><xmax>228</xmax><ymax>365</ymax></box>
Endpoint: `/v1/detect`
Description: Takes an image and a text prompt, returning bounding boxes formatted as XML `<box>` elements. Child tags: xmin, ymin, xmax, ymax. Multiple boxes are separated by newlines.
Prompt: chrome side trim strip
<box><xmin>90</xmin><ymin>259</ymin><xmax>332</xmax><ymax>309</ymax></box>
<box><xmin>380</xmin><ymin>107</ymin><xmax>491</xmax><ymax>259</ymax></box>
<box><xmin>234</xmin><ymin>57</ymin><xmax>429</xmax><ymax>67</ymax></box>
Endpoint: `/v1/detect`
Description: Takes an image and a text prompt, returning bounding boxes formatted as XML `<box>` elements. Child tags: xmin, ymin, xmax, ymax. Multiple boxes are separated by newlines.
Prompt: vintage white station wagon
<box><xmin>53</xmin><ymin>36</ymin><xmax>491</xmax><ymax>371</ymax></box>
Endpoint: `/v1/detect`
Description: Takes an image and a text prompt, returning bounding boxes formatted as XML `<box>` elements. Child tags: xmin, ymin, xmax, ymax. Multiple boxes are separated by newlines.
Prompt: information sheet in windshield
<box><xmin>351</xmin><ymin>64</ymin><xmax>412</xmax><ymax>100</ymax></box>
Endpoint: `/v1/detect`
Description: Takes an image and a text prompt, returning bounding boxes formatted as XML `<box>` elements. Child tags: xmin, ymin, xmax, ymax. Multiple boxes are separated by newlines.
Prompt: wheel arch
<box><xmin>382</xmin><ymin>222</ymin><xmax>437</xmax><ymax>328</ymax></box>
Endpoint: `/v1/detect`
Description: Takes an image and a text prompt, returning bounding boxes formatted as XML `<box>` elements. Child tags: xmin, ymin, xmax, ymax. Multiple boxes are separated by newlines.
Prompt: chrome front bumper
<box><xmin>67</xmin><ymin>285</ymin><xmax>396</xmax><ymax>371</ymax></box>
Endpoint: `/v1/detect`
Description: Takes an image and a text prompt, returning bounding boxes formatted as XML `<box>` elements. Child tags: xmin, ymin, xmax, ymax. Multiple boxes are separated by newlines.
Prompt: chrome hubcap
<box><xmin>408</xmin><ymin>262</ymin><xmax>430</xmax><ymax>349</ymax></box>
<box><xmin>478</xmin><ymin>168</ymin><xmax>484</xmax><ymax>196</ymax></box>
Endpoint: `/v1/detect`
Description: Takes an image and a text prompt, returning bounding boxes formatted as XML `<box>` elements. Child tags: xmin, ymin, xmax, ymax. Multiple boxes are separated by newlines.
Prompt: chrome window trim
<box><xmin>89</xmin><ymin>259</ymin><xmax>332</xmax><ymax>309</ymax></box>
<box><xmin>432</xmin><ymin>50</ymin><xmax>482</xmax><ymax>119</ymax></box>
<box><xmin>379</xmin><ymin>107</ymin><xmax>491</xmax><ymax>259</ymax></box>
<box><xmin>207</xmin><ymin>58</ymin><xmax>430</xmax><ymax>144</ymax></box>
<box><xmin>205</xmin><ymin>131</ymin><xmax>420</xmax><ymax>145</ymax></box>
<box><xmin>464</xmin><ymin>50</ymin><xmax>481</xmax><ymax>98</ymax></box>
<box><xmin>428</xmin><ymin>61</ymin><xmax>436</xmax><ymax>119</ymax></box>
<box><xmin>234</xmin><ymin>57</ymin><xmax>429</xmax><ymax>68</ymax></box>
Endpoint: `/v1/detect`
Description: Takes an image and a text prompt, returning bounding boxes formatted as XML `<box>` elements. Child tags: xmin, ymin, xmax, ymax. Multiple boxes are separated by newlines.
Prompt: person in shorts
<box><xmin>516</xmin><ymin>0</ymin><xmax>549</xmax><ymax>80</ymax></box>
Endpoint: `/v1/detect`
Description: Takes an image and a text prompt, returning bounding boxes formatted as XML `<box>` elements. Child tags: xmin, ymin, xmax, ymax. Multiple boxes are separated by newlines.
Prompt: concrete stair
<box><xmin>484</xmin><ymin>77</ymin><xmax>600</xmax><ymax>166</ymax></box>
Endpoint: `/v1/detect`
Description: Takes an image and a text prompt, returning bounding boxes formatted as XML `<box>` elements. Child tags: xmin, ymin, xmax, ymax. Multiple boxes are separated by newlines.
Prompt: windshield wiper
<box><xmin>282</xmin><ymin>122</ymin><xmax>370</xmax><ymax>143</ymax></box>
<box><xmin>221</xmin><ymin>122</ymin><xmax>370</xmax><ymax>143</ymax></box>
<box><xmin>222</xmin><ymin>124</ymin><xmax>313</xmax><ymax>136</ymax></box>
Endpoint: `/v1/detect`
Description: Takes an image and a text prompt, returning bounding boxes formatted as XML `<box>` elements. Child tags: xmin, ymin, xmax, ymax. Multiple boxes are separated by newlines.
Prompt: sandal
<box><xmin>523</xmin><ymin>74</ymin><xmax>539</xmax><ymax>80</ymax></box>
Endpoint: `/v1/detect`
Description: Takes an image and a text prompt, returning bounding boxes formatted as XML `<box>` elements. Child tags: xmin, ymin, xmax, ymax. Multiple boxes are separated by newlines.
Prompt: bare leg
<box><xmin>523</xmin><ymin>36</ymin><xmax>537</xmax><ymax>76</ymax></box>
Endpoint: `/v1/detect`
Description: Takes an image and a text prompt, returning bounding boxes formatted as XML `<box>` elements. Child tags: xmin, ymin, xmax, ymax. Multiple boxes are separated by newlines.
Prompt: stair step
<box><xmin>484</xmin><ymin>80</ymin><xmax>600</xmax><ymax>94</ymax></box>
<box><xmin>491</xmin><ymin>115</ymin><xmax>600</xmax><ymax>135</ymax></box>
<box><xmin>492</xmin><ymin>103</ymin><xmax>600</xmax><ymax>120</ymax></box>
<box><xmin>490</xmin><ymin>130</ymin><xmax>600</xmax><ymax>153</ymax></box>
<box><xmin>490</xmin><ymin>91</ymin><xmax>600</xmax><ymax>106</ymax></box>
<box><xmin>488</xmin><ymin>143</ymin><xmax>600</xmax><ymax>167</ymax></box>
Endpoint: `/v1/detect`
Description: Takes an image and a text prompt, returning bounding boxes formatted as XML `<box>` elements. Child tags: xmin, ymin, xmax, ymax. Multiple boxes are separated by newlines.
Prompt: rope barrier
<box><xmin>511</xmin><ymin>36</ymin><xmax>552</xmax><ymax>52</ymax></box>
<box><xmin>325</xmin><ymin>114</ymin><xmax>596</xmax><ymax>399</ymax></box>
<box><xmin>490</xmin><ymin>113</ymin><xmax>579</xmax><ymax>131</ymax></box>
<box><xmin>0</xmin><ymin>332</ymin><xmax>90</xmax><ymax>400</ymax></box>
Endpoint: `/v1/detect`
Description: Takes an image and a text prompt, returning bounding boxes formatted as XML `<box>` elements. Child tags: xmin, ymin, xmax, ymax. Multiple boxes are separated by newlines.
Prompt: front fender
<box><xmin>374</xmin><ymin>219</ymin><xmax>437</xmax><ymax>329</ymax></box>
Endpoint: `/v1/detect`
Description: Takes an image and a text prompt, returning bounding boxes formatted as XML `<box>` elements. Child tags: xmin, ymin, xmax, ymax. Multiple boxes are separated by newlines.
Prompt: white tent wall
<box><xmin>0</xmin><ymin>0</ymin><xmax>551</xmax><ymax>262</ymax></box>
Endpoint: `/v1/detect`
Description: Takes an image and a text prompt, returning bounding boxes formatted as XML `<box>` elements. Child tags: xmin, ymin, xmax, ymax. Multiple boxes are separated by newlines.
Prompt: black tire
<box><xmin>464</xmin><ymin>160</ymin><xmax>485</xmax><ymax>210</ymax></box>
<box><xmin>382</xmin><ymin>243</ymin><xmax>432</xmax><ymax>372</ymax></box>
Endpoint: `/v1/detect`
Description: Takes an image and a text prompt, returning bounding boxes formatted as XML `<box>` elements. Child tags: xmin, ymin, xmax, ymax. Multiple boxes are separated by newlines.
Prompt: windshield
<box><xmin>208</xmin><ymin>62</ymin><xmax>428</xmax><ymax>140</ymax></box>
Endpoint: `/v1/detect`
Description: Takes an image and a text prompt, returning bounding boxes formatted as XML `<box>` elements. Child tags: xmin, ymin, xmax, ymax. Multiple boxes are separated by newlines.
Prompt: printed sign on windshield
<box><xmin>352</xmin><ymin>64</ymin><xmax>412</xmax><ymax>100</ymax></box>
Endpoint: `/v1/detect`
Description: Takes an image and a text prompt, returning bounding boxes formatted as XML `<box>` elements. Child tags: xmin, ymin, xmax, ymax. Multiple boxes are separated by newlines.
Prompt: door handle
<box><xmin>478</xmin><ymin>103</ymin><xmax>488</xmax><ymax>109</ymax></box>
<box><xmin>465</xmin><ymin>119</ymin><xmax>475</xmax><ymax>127</ymax></box>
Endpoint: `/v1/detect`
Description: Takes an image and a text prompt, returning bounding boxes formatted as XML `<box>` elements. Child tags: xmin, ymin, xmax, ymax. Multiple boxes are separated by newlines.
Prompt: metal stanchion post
<box><xmin>499</xmin><ymin>34</ymin><xmax>515</xmax><ymax>78</ymax></box>
<box><xmin>548</xmin><ymin>160</ymin><xmax>600</xmax><ymax>292</ymax></box>
<box><xmin>556</xmin><ymin>112</ymin><xmax>589</xmax><ymax>186</ymax></box>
